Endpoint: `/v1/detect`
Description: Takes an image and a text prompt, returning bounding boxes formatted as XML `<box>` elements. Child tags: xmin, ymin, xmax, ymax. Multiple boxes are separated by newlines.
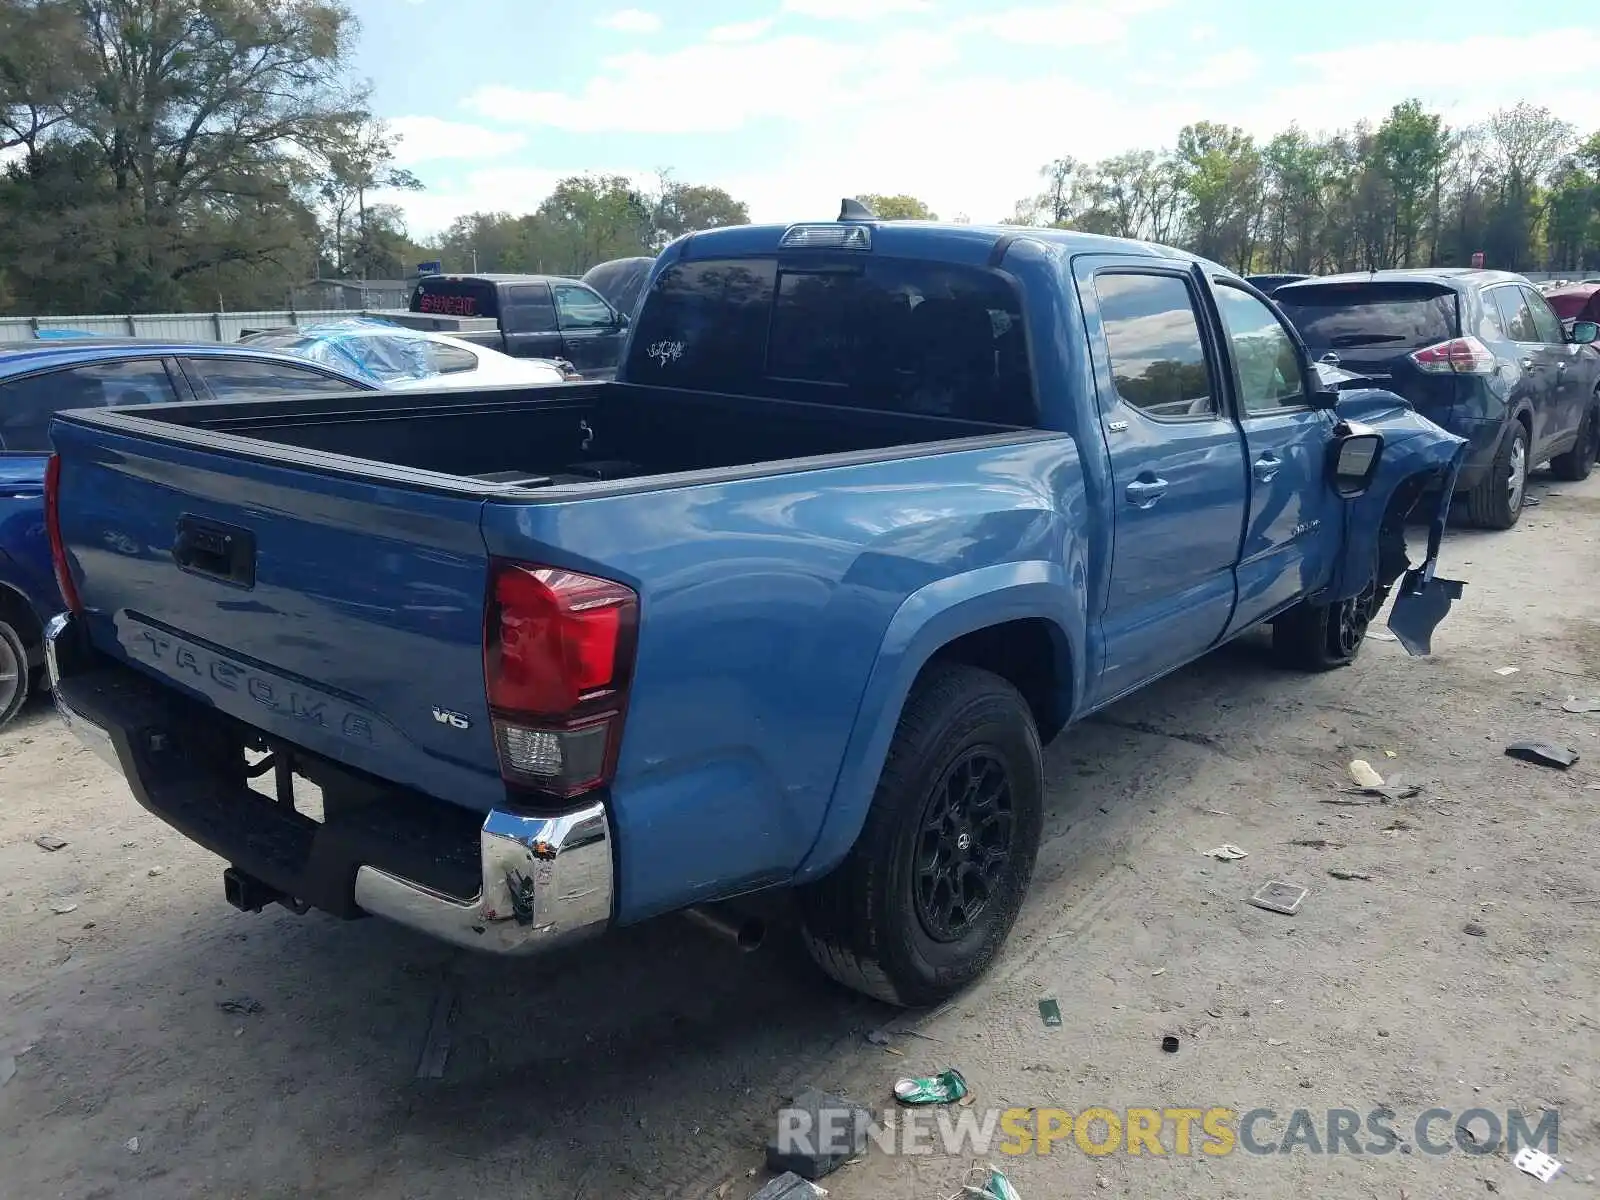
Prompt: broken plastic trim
<box><xmin>1386</xmin><ymin>442</ymin><xmax>1468</xmax><ymax>656</ymax></box>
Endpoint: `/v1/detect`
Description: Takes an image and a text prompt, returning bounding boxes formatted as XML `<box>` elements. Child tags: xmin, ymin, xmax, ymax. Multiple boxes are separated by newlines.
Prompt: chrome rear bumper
<box><xmin>353</xmin><ymin>803</ymin><xmax>613</xmax><ymax>955</ymax></box>
<box><xmin>45</xmin><ymin>611</ymin><xmax>614</xmax><ymax>956</ymax></box>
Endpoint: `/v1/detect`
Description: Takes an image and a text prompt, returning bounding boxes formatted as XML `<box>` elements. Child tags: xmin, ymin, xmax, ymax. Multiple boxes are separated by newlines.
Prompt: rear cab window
<box><xmin>625</xmin><ymin>256</ymin><xmax>1036</xmax><ymax>424</ymax></box>
<box><xmin>411</xmin><ymin>277</ymin><xmax>499</xmax><ymax>320</ymax></box>
<box><xmin>1275</xmin><ymin>283</ymin><xmax>1458</xmax><ymax>352</ymax></box>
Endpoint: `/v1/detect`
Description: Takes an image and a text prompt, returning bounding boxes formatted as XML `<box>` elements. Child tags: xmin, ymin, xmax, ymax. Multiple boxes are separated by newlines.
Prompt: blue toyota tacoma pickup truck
<box><xmin>42</xmin><ymin>213</ymin><xmax>1467</xmax><ymax>1005</ymax></box>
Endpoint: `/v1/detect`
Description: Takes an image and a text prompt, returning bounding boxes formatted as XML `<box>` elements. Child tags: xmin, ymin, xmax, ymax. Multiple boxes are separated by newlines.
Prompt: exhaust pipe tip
<box><xmin>683</xmin><ymin>904</ymin><xmax>766</xmax><ymax>952</ymax></box>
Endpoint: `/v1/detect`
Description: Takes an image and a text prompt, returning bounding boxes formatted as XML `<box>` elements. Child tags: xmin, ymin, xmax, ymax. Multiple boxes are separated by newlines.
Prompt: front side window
<box><xmin>1094</xmin><ymin>272</ymin><xmax>1217</xmax><ymax>419</ymax></box>
<box><xmin>0</xmin><ymin>358</ymin><xmax>179</xmax><ymax>452</ymax></box>
<box><xmin>625</xmin><ymin>256</ymin><xmax>1035</xmax><ymax>422</ymax></box>
<box><xmin>1214</xmin><ymin>284</ymin><xmax>1307</xmax><ymax>414</ymax></box>
<box><xmin>1522</xmin><ymin>287</ymin><xmax>1565</xmax><ymax>344</ymax></box>
<box><xmin>553</xmin><ymin>284</ymin><xmax>617</xmax><ymax>330</ymax></box>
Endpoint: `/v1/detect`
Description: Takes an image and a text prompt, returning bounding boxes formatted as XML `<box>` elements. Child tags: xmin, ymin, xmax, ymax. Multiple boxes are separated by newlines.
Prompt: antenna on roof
<box><xmin>839</xmin><ymin>197</ymin><xmax>876</xmax><ymax>221</ymax></box>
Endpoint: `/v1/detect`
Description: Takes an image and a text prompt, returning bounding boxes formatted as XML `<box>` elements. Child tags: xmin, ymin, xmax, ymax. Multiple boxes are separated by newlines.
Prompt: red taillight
<box><xmin>1410</xmin><ymin>336</ymin><xmax>1497</xmax><ymax>376</ymax></box>
<box><xmin>43</xmin><ymin>454</ymin><xmax>82</xmax><ymax>613</ymax></box>
<box><xmin>484</xmin><ymin>561</ymin><xmax>637</xmax><ymax>798</ymax></box>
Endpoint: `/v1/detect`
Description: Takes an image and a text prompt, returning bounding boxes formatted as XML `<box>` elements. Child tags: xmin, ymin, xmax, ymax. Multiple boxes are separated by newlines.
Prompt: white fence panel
<box><xmin>1</xmin><ymin>309</ymin><xmax>373</xmax><ymax>344</ymax></box>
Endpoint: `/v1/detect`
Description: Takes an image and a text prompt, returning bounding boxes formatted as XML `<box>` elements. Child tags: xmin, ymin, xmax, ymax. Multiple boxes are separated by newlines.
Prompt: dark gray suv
<box><xmin>1276</xmin><ymin>270</ymin><xmax>1600</xmax><ymax>529</ymax></box>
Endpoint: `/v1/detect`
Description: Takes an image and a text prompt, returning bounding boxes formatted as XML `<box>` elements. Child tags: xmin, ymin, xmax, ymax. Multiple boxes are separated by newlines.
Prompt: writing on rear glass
<box><xmin>647</xmin><ymin>340</ymin><xmax>684</xmax><ymax>366</ymax></box>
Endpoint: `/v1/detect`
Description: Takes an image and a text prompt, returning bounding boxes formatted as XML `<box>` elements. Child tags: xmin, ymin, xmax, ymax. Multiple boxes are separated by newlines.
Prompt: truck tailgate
<box><xmin>50</xmin><ymin>418</ymin><xmax>504</xmax><ymax>813</ymax></box>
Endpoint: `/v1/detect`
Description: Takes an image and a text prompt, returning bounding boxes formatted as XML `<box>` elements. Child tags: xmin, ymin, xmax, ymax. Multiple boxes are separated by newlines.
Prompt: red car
<box><xmin>1546</xmin><ymin>282</ymin><xmax>1600</xmax><ymax>332</ymax></box>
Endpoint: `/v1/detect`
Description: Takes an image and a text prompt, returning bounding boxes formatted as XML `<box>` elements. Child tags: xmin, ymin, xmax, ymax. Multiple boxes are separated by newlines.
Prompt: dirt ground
<box><xmin>3</xmin><ymin>472</ymin><xmax>1598</xmax><ymax>1200</ymax></box>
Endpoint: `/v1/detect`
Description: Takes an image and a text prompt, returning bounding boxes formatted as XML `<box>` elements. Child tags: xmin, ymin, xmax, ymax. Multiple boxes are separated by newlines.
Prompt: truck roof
<box><xmin>672</xmin><ymin>218</ymin><xmax>1216</xmax><ymax>271</ymax></box>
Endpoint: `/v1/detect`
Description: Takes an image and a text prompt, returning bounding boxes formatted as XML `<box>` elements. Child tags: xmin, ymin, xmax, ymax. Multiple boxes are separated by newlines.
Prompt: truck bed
<box><xmin>115</xmin><ymin>381</ymin><xmax>1025</xmax><ymax>494</ymax></box>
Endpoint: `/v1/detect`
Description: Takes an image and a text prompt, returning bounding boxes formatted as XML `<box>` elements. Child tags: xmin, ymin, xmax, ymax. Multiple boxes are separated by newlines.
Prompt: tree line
<box><xmin>0</xmin><ymin>0</ymin><xmax>750</xmax><ymax>315</ymax></box>
<box><xmin>1003</xmin><ymin>100</ymin><xmax>1600</xmax><ymax>276</ymax></box>
<box><xmin>5</xmin><ymin>3</ymin><xmax>1596</xmax><ymax>320</ymax></box>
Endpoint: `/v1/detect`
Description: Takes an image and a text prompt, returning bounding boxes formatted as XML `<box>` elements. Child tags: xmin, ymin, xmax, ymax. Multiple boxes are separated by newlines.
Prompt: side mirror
<box><xmin>616</xmin><ymin>310</ymin><xmax>631</xmax><ymax>328</ymax></box>
<box><xmin>1571</xmin><ymin>320</ymin><xmax>1598</xmax><ymax>345</ymax></box>
<box><xmin>1308</xmin><ymin>386</ymin><xmax>1340</xmax><ymax>411</ymax></box>
<box><xmin>1330</xmin><ymin>423</ymin><xmax>1384</xmax><ymax>498</ymax></box>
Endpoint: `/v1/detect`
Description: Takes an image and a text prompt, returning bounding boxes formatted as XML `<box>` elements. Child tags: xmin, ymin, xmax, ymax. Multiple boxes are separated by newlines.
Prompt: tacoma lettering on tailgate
<box><xmin>121</xmin><ymin>618</ymin><xmax>377</xmax><ymax>745</ymax></box>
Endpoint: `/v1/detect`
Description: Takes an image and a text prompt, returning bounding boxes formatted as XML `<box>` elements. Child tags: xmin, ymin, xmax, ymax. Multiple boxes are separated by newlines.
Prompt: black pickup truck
<box><xmin>396</xmin><ymin>273</ymin><xmax>629</xmax><ymax>379</ymax></box>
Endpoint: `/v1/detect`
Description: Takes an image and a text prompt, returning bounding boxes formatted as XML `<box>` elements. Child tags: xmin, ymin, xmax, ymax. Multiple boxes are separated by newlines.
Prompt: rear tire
<box><xmin>0</xmin><ymin>621</ymin><xmax>30</xmax><ymax>730</ymax></box>
<box><xmin>1465</xmin><ymin>421</ymin><xmax>1528</xmax><ymax>530</ymax></box>
<box><xmin>1550</xmin><ymin>404</ymin><xmax>1599</xmax><ymax>482</ymax></box>
<box><xmin>798</xmin><ymin>663</ymin><xmax>1043</xmax><ymax>1007</ymax></box>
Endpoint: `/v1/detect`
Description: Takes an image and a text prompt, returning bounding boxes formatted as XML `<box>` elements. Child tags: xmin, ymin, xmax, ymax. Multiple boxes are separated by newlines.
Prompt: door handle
<box><xmin>1521</xmin><ymin>356</ymin><xmax>1536</xmax><ymax>370</ymax></box>
<box><xmin>1252</xmin><ymin>453</ymin><xmax>1281</xmax><ymax>483</ymax></box>
<box><xmin>1125</xmin><ymin>476</ymin><xmax>1169</xmax><ymax>508</ymax></box>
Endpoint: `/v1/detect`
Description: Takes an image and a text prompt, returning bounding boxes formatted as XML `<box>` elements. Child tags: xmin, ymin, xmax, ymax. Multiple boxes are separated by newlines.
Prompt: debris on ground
<box><xmin>413</xmin><ymin>977</ymin><xmax>458</xmax><ymax>1081</ymax></box>
<box><xmin>1561</xmin><ymin>696</ymin><xmax>1600</xmax><ymax>714</ymax></box>
<box><xmin>47</xmin><ymin>900</ymin><xmax>78</xmax><ymax>915</ymax></box>
<box><xmin>147</xmin><ymin>867</ymin><xmax>165</xmax><ymax>877</ymax></box>
<box><xmin>959</xmin><ymin>1164</ymin><xmax>1023</xmax><ymax>1199</ymax></box>
<box><xmin>767</xmin><ymin>1088</ymin><xmax>870</xmax><ymax>1180</ymax></box>
<box><xmin>216</xmin><ymin>998</ymin><xmax>264</xmax><ymax>1016</ymax></box>
<box><xmin>1368</xmin><ymin>630</ymin><xmax>1398</xmax><ymax>642</ymax></box>
<box><xmin>1204</xmin><ymin>843</ymin><xmax>1249</xmax><ymax>861</ymax></box>
<box><xmin>1248</xmin><ymin>881</ymin><xmax>1308</xmax><ymax>916</ymax></box>
<box><xmin>751</xmin><ymin>1174</ymin><xmax>828</xmax><ymax>1200</ymax></box>
<box><xmin>892</xmin><ymin>1068</ymin><xmax>968</xmax><ymax>1106</ymax></box>
<box><xmin>1348</xmin><ymin>759</ymin><xmax>1385</xmax><ymax>789</ymax></box>
<box><xmin>1161</xmin><ymin>1035</ymin><xmax>1179</xmax><ymax>1053</ymax></box>
<box><xmin>124</xmin><ymin>1137</ymin><xmax>140</xmax><ymax>1154</ymax></box>
<box><xmin>1504</xmin><ymin>741</ymin><xmax>1579</xmax><ymax>769</ymax></box>
<box><xmin>1328</xmin><ymin>868</ymin><xmax>1372</xmax><ymax>881</ymax></box>
<box><xmin>1291</xmin><ymin>838</ymin><xmax>1340</xmax><ymax>849</ymax></box>
<box><xmin>1494</xmin><ymin>667</ymin><xmax>1520</xmax><ymax>677</ymax></box>
<box><xmin>1038</xmin><ymin>998</ymin><xmax>1062</xmax><ymax>1028</ymax></box>
<box><xmin>1512</xmin><ymin>1146</ymin><xmax>1563</xmax><ymax>1182</ymax></box>
<box><xmin>0</xmin><ymin>1054</ymin><xmax>15</xmax><ymax>1088</ymax></box>
<box><xmin>33</xmin><ymin>836</ymin><xmax>67</xmax><ymax>852</ymax></box>
<box><xmin>1267</xmin><ymin>1038</ymin><xmax>1286</xmax><ymax>1047</ymax></box>
<box><xmin>1341</xmin><ymin>759</ymin><xmax>1421</xmax><ymax>801</ymax></box>
<box><xmin>1464</xmin><ymin>921</ymin><xmax>1487</xmax><ymax>937</ymax></box>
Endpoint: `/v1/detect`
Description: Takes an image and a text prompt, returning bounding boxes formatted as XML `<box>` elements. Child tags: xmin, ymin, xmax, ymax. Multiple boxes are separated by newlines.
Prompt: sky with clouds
<box><xmin>356</xmin><ymin>0</ymin><xmax>1600</xmax><ymax>237</ymax></box>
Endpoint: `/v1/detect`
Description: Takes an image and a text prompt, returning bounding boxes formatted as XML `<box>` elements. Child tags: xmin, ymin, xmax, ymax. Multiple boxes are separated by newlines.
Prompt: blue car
<box><xmin>1275</xmin><ymin>270</ymin><xmax>1600</xmax><ymax>529</ymax></box>
<box><xmin>0</xmin><ymin>339</ymin><xmax>376</xmax><ymax>725</ymax></box>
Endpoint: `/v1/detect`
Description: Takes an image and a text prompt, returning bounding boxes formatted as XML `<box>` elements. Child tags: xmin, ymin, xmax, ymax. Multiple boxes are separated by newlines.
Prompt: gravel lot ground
<box><xmin>2</xmin><ymin>472</ymin><xmax>1598</xmax><ymax>1200</ymax></box>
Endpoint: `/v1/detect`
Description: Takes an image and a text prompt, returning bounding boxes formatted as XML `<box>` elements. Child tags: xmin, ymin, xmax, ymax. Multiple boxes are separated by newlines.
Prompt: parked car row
<box><xmin>0</xmin><ymin>317</ymin><xmax>578</xmax><ymax>728</ymax></box>
<box><xmin>1273</xmin><ymin>270</ymin><xmax>1600</xmax><ymax>529</ymax></box>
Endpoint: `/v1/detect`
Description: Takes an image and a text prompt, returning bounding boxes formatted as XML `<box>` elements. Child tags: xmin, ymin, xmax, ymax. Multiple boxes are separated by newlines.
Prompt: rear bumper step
<box><xmin>45</xmin><ymin>612</ymin><xmax>613</xmax><ymax>956</ymax></box>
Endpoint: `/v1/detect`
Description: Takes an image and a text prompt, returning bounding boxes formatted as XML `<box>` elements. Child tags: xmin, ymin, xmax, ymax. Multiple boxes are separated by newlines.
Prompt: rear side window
<box><xmin>1490</xmin><ymin>288</ymin><xmax>1539</xmax><ymax>342</ymax></box>
<box><xmin>502</xmin><ymin>283</ymin><xmax>555</xmax><ymax>333</ymax></box>
<box><xmin>626</xmin><ymin>256</ymin><xmax>1035</xmax><ymax>423</ymax></box>
<box><xmin>1276</xmin><ymin>284</ymin><xmax>1457</xmax><ymax>351</ymax></box>
<box><xmin>1474</xmin><ymin>291</ymin><xmax>1508</xmax><ymax>340</ymax></box>
<box><xmin>184</xmin><ymin>357</ymin><xmax>368</xmax><ymax>399</ymax></box>
<box><xmin>411</xmin><ymin>278</ymin><xmax>499</xmax><ymax>319</ymax></box>
<box><xmin>0</xmin><ymin>359</ymin><xmax>179</xmax><ymax>452</ymax></box>
<box><xmin>1094</xmin><ymin>272</ymin><xmax>1217</xmax><ymax>419</ymax></box>
<box><xmin>427</xmin><ymin>343</ymin><xmax>478</xmax><ymax>374</ymax></box>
